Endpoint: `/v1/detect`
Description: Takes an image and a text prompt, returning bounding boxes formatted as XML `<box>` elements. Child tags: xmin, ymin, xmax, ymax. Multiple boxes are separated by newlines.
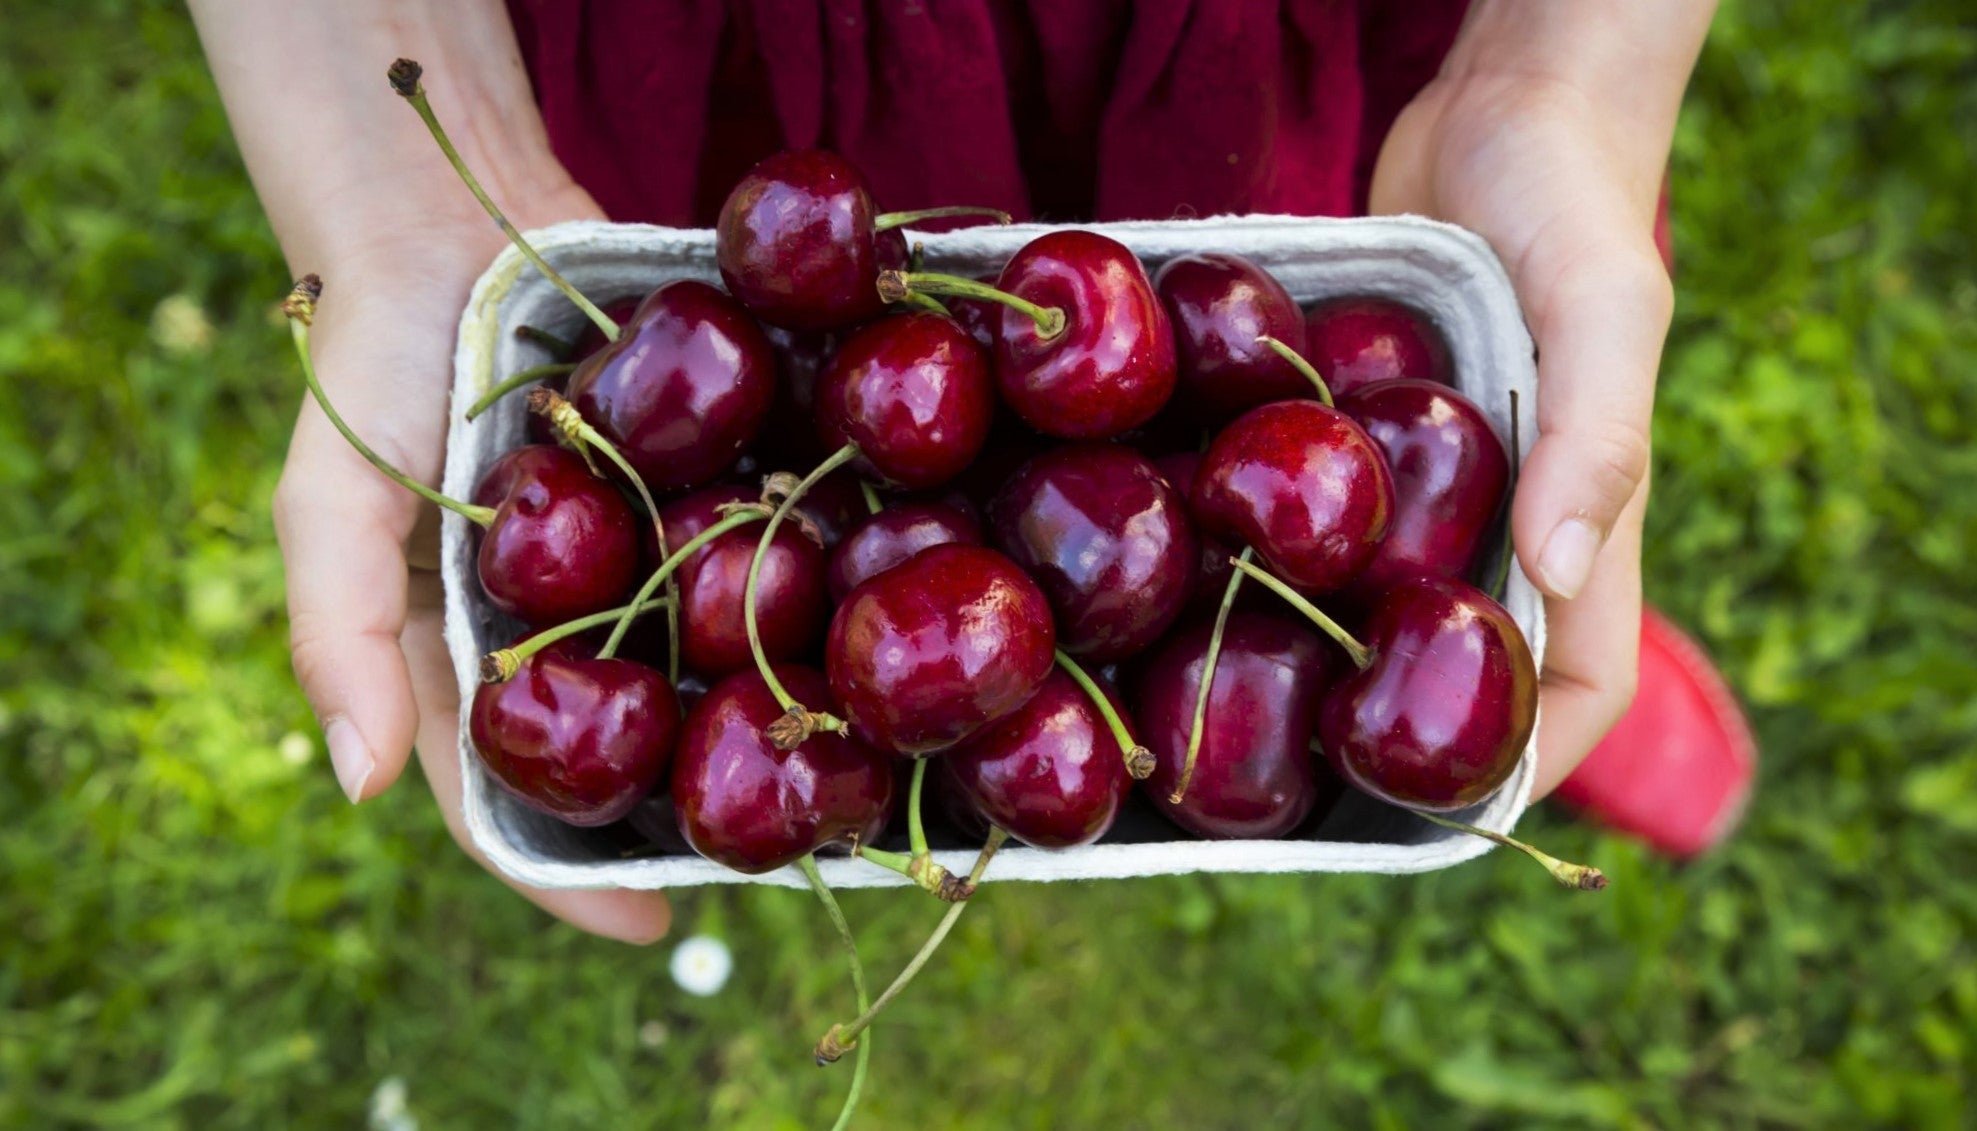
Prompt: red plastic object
<box><xmin>1553</xmin><ymin>607</ymin><xmax>1757</xmax><ymax>858</ymax></box>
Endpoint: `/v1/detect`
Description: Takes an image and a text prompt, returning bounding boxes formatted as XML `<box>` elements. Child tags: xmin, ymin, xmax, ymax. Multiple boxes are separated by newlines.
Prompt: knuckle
<box><xmin>1582</xmin><ymin>419</ymin><xmax>1653</xmax><ymax>514</ymax></box>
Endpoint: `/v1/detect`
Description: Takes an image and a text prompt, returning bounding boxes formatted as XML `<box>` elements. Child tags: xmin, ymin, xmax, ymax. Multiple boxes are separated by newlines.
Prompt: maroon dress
<box><xmin>504</xmin><ymin>0</ymin><xmax>1469</xmax><ymax>227</ymax></box>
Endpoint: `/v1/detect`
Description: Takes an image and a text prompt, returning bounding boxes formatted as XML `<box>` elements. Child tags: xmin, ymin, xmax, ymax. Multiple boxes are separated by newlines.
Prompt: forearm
<box><xmin>188</xmin><ymin>0</ymin><xmax>567</xmax><ymax>271</ymax></box>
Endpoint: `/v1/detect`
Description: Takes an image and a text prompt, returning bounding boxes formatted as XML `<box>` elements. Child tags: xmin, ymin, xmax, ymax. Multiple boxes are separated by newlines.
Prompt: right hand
<box><xmin>275</xmin><ymin>183</ymin><xmax>674</xmax><ymax>944</ymax></box>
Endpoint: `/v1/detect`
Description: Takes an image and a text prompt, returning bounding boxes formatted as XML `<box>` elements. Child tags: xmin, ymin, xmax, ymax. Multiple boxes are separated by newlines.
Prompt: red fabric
<box><xmin>505</xmin><ymin>0</ymin><xmax>1469</xmax><ymax>226</ymax></box>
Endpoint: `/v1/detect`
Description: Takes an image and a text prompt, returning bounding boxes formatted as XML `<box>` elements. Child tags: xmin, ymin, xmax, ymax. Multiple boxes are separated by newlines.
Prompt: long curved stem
<box><xmin>1228</xmin><ymin>556</ymin><xmax>1372</xmax><ymax>670</ymax></box>
<box><xmin>1174</xmin><ymin>547</ymin><xmax>1250</xmax><ymax>804</ymax></box>
<box><xmin>477</xmin><ymin>596</ymin><xmax>671</xmax><ymax>681</ymax></box>
<box><xmin>389</xmin><ymin>60</ymin><xmax>619</xmax><ymax>342</ymax></box>
<box><xmin>907</xmin><ymin>759</ymin><xmax>931</xmax><ymax>858</ymax></box>
<box><xmin>464</xmin><ymin>362</ymin><xmax>575</xmax><ymax>421</ymax></box>
<box><xmin>1054</xmin><ymin>650</ymin><xmax>1153</xmax><ymax>779</ymax></box>
<box><xmin>1415</xmin><ymin>811</ymin><xmax>1607</xmax><ymax>892</ymax></box>
<box><xmin>874</xmin><ymin>271</ymin><xmax>1065</xmax><ymax>339</ymax></box>
<box><xmin>597</xmin><ymin>507</ymin><xmax>770</xmax><ymax>660</ymax></box>
<box><xmin>797</xmin><ymin>855</ymin><xmax>872</xmax><ymax>1130</ymax></box>
<box><xmin>873</xmin><ymin>205</ymin><xmax>1013</xmax><ymax>232</ymax></box>
<box><xmin>1257</xmin><ymin>335</ymin><xmax>1334</xmax><ymax>406</ymax></box>
<box><xmin>283</xmin><ymin>278</ymin><xmax>494</xmax><ymax>526</ymax></box>
<box><xmin>749</xmin><ymin>445</ymin><xmax>859</xmax><ymax>747</ymax></box>
<box><xmin>514</xmin><ymin>323</ymin><xmax>575</xmax><ymax>357</ymax></box>
<box><xmin>817</xmin><ymin>828</ymin><xmax>1009</xmax><ymax>1063</ymax></box>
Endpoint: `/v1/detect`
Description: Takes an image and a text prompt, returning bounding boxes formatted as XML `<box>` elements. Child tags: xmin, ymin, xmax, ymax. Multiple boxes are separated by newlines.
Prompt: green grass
<box><xmin>3</xmin><ymin>2</ymin><xmax>1974</xmax><ymax>1127</ymax></box>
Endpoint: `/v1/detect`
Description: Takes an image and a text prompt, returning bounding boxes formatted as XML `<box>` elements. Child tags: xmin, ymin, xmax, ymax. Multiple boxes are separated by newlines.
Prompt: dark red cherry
<box><xmin>816</xmin><ymin>312</ymin><xmax>995</xmax><ymax>490</ymax></box>
<box><xmin>1316</xmin><ymin>575</ymin><xmax>1536</xmax><ymax>812</ymax></box>
<box><xmin>643</xmin><ymin>485</ymin><xmax>826</xmax><ymax>677</ymax></box>
<box><xmin>469</xmin><ymin>643</ymin><xmax>680</xmax><ymax>826</ymax></box>
<box><xmin>939</xmin><ymin>669</ymin><xmax>1131</xmax><ymax>849</ymax></box>
<box><xmin>672</xmin><ymin>665</ymin><xmax>896</xmax><ymax>873</ymax></box>
<box><xmin>1135</xmin><ymin>613</ymin><xmax>1340</xmax><ymax>839</ymax></box>
<box><xmin>751</xmin><ymin>325</ymin><xmax>839</xmax><ymax>466</ymax></box>
<box><xmin>826</xmin><ymin>544</ymin><xmax>1056</xmax><ymax>756</ymax></box>
<box><xmin>1192</xmin><ymin>400</ymin><xmax>1395</xmax><ymax>593</ymax></box>
<box><xmin>525</xmin><ymin>298</ymin><xmax>643</xmax><ymax>446</ymax></box>
<box><xmin>988</xmin><ymin>444</ymin><xmax>1197</xmax><ymax>662</ymax></box>
<box><xmin>993</xmin><ymin>231</ymin><xmax>1176</xmax><ymax>439</ymax></box>
<box><xmin>468</xmin><ymin>445</ymin><xmax>639</xmax><ymax>626</ymax></box>
<box><xmin>827</xmin><ymin>502</ymin><xmax>984</xmax><ymax>601</ymax></box>
<box><xmin>1337</xmin><ymin>379</ymin><xmax>1509</xmax><ymax>592</ymax></box>
<box><xmin>1155</xmin><ymin>252</ymin><xmax>1311</xmax><ymax>417</ymax></box>
<box><xmin>567</xmin><ymin>280</ymin><xmax>776</xmax><ymax>492</ymax></box>
<box><xmin>715</xmin><ymin>149</ymin><xmax>908</xmax><ymax>331</ymax></box>
<box><xmin>1302</xmin><ymin>296</ymin><xmax>1452</xmax><ymax>399</ymax></box>
<box><xmin>1153</xmin><ymin>451</ymin><xmax>1242</xmax><ymax>617</ymax></box>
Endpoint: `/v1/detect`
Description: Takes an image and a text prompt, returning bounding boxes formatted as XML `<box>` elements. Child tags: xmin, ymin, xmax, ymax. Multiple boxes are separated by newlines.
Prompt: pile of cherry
<box><xmin>284</xmin><ymin>59</ymin><xmax>1602</xmax><ymax>1126</ymax></box>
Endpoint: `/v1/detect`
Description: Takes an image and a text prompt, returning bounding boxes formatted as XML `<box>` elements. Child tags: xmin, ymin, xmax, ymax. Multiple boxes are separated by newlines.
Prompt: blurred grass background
<box><xmin>2</xmin><ymin>1</ymin><xmax>1974</xmax><ymax>1127</ymax></box>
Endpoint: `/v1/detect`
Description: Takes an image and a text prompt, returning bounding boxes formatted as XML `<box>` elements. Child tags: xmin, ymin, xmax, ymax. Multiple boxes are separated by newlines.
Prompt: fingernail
<box><xmin>324</xmin><ymin>717</ymin><xmax>375</xmax><ymax>803</ymax></box>
<box><xmin>1536</xmin><ymin>518</ymin><xmax>1601</xmax><ymax>600</ymax></box>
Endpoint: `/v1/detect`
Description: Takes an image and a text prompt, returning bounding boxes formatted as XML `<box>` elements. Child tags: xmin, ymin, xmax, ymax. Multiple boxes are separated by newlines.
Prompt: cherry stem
<box><xmin>529</xmin><ymin>389</ymin><xmax>680</xmax><ymax>678</ymax></box>
<box><xmin>465</xmin><ymin>362</ymin><xmax>576</xmax><ymax>421</ymax></box>
<box><xmin>747</xmin><ymin>444</ymin><xmax>859</xmax><ymax>744</ymax></box>
<box><xmin>1257</xmin><ymin>335</ymin><xmax>1334</xmax><ymax>407</ymax></box>
<box><xmin>389</xmin><ymin>59</ymin><xmax>620</xmax><ymax>343</ymax></box>
<box><xmin>478</xmin><ymin>596</ymin><xmax>672</xmax><ymax>681</ymax></box>
<box><xmin>1228</xmin><ymin>556</ymin><xmax>1372</xmax><ymax>670</ymax></box>
<box><xmin>854</xmin><ymin>841</ymin><xmax>969</xmax><ymax>902</ymax></box>
<box><xmin>1416</xmin><ymin>811</ymin><xmax>1609</xmax><ymax>892</ymax></box>
<box><xmin>875</xmin><ymin>271</ymin><xmax>1065</xmax><ymax>339</ymax></box>
<box><xmin>858</xmin><ymin>480</ymin><xmax>884</xmax><ymax>516</ymax></box>
<box><xmin>818</xmin><ymin>827</ymin><xmax>1009</xmax><ymax>1063</ymax></box>
<box><xmin>797</xmin><ymin>854</ymin><xmax>872</xmax><ymax>1128</ymax></box>
<box><xmin>1486</xmin><ymin>389</ymin><xmax>1522</xmax><ymax>600</ymax></box>
<box><xmin>906</xmin><ymin>759</ymin><xmax>931</xmax><ymax>858</ymax></box>
<box><xmin>514</xmin><ymin>323</ymin><xmax>575</xmax><ymax>357</ymax></box>
<box><xmin>1054</xmin><ymin>650</ymin><xmax>1154</xmax><ymax>780</ymax></box>
<box><xmin>1174</xmin><ymin>546</ymin><xmax>1250</xmax><ymax>803</ymax></box>
<box><xmin>894</xmin><ymin>290</ymin><xmax>953</xmax><ymax>317</ymax></box>
<box><xmin>282</xmin><ymin>277</ymin><xmax>496</xmax><ymax>527</ymax></box>
<box><xmin>873</xmin><ymin>205</ymin><xmax>1014</xmax><ymax>232</ymax></box>
<box><xmin>598</xmin><ymin>506</ymin><xmax>771</xmax><ymax>659</ymax></box>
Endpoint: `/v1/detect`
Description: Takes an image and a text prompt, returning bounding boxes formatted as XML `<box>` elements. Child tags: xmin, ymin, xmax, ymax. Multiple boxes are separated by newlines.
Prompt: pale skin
<box><xmin>190</xmin><ymin>0</ymin><xmax>1715</xmax><ymax>942</ymax></box>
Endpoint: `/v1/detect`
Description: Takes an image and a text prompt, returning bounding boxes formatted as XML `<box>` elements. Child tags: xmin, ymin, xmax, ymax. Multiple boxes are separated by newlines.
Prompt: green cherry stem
<box><xmin>1228</xmin><ymin>556</ymin><xmax>1372</xmax><ymax>670</ymax></box>
<box><xmin>873</xmin><ymin>205</ymin><xmax>1013</xmax><ymax>232</ymax></box>
<box><xmin>796</xmin><ymin>854</ymin><xmax>872</xmax><ymax>1130</ymax></box>
<box><xmin>477</xmin><ymin>596</ymin><xmax>672</xmax><ymax>681</ymax></box>
<box><xmin>893</xmin><ymin>290</ymin><xmax>953</xmax><ymax>317</ymax></box>
<box><xmin>1172</xmin><ymin>546</ymin><xmax>1250</xmax><ymax>803</ymax></box>
<box><xmin>464</xmin><ymin>362</ymin><xmax>576</xmax><ymax>421</ymax></box>
<box><xmin>817</xmin><ymin>827</ymin><xmax>1010</xmax><ymax>1064</ymax></box>
<box><xmin>1486</xmin><ymin>388</ymin><xmax>1523</xmax><ymax>601</ymax></box>
<box><xmin>597</xmin><ymin>506</ymin><xmax>771</xmax><ymax>659</ymax></box>
<box><xmin>853</xmin><ymin>839</ymin><xmax>968</xmax><ymax>903</ymax></box>
<box><xmin>907</xmin><ymin>759</ymin><xmax>932</xmax><ymax>858</ymax></box>
<box><xmin>1415</xmin><ymin>811</ymin><xmax>1609</xmax><ymax>892</ymax></box>
<box><xmin>1054</xmin><ymin>650</ymin><xmax>1154</xmax><ymax>780</ymax></box>
<box><xmin>514</xmin><ymin>323</ymin><xmax>575</xmax><ymax>357</ymax></box>
<box><xmin>874</xmin><ymin>270</ymin><xmax>1065</xmax><ymax>339</ymax></box>
<box><xmin>283</xmin><ymin>277</ymin><xmax>495</xmax><ymax>527</ymax></box>
<box><xmin>858</xmin><ymin>479</ymin><xmax>884</xmax><ymax>516</ymax></box>
<box><xmin>389</xmin><ymin>59</ymin><xmax>620</xmax><ymax>343</ymax></box>
<box><xmin>1257</xmin><ymin>335</ymin><xmax>1334</xmax><ymax>407</ymax></box>
<box><xmin>751</xmin><ymin>445</ymin><xmax>859</xmax><ymax>750</ymax></box>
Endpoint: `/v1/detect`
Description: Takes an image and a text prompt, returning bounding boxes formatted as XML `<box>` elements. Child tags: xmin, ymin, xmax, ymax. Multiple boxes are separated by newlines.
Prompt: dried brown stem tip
<box><xmin>759</xmin><ymin>471</ymin><xmax>804</xmax><ymax>507</ymax></box>
<box><xmin>387</xmin><ymin>58</ymin><xmax>424</xmax><ymax>98</ymax></box>
<box><xmin>874</xmin><ymin>270</ymin><xmax>911</xmax><ymax>304</ymax></box>
<box><xmin>765</xmin><ymin>705</ymin><xmax>819</xmax><ymax>750</ymax></box>
<box><xmin>479</xmin><ymin>649</ymin><xmax>520</xmax><ymax>683</ymax></box>
<box><xmin>1125</xmin><ymin>745</ymin><xmax>1156</xmax><ymax>780</ymax></box>
<box><xmin>282</xmin><ymin>275</ymin><xmax>323</xmax><ymax>325</ymax></box>
<box><xmin>814</xmin><ymin>1025</ymin><xmax>854</xmax><ymax>1065</ymax></box>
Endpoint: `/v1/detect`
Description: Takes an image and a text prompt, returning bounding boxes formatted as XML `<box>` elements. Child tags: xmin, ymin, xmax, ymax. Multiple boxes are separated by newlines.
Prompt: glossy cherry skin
<box><xmin>468</xmin><ymin>445</ymin><xmax>640</xmax><ymax>626</ymax></box>
<box><xmin>1135</xmin><ymin>613</ymin><xmax>1340</xmax><ymax>839</ymax></box>
<box><xmin>1302</xmin><ymin>296</ymin><xmax>1452</xmax><ymax>398</ymax></box>
<box><xmin>944</xmin><ymin>276</ymin><xmax>1002</xmax><ymax>352</ymax></box>
<box><xmin>816</xmin><ymin>312</ymin><xmax>995</xmax><ymax>490</ymax></box>
<box><xmin>715</xmin><ymin>149</ymin><xmax>908</xmax><ymax>331</ymax></box>
<box><xmin>1338</xmin><ymin>379</ymin><xmax>1510</xmax><ymax>592</ymax></box>
<box><xmin>1318</xmin><ymin>575</ymin><xmax>1536</xmax><ymax>811</ymax></box>
<box><xmin>939</xmin><ymin>669</ymin><xmax>1131</xmax><ymax>849</ymax></box>
<box><xmin>672</xmin><ymin>665</ymin><xmax>896</xmax><ymax>873</ymax></box>
<box><xmin>994</xmin><ymin>231</ymin><xmax>1176</xmax><ymax>439</ymax></box>
<box><xmin>525</xmin><ymin>298</ymin><xmax>643</xmax><ymax>446</ymax></box>
<box><xmin>826</xmin><ymin>502</ymin><xmax>984</xmax><ymax>601</ymax></box>
<box><xmin>989</xmin><ymin>444</ymin><xmax>1198</xmax><ymax>662</ymax></box>
<box><xmin>1152</xmin><ymin>451</ymin><xmax>1243</xmax><ymax>617</ymax></box>
<box><xmin>1192</xmin><ymin>399</ymin><xmax>1395</xmax><ymax>593</ymax></box>
<box><xmin>567</xmin><ymin>280</ymin><xmax>776</xmax><ymax>492</ymax></box>
<box><xmin>1155</xmin><ymin>252</ymin><xmax>1311</xmax><ymax>417</ymax></box>
<box><xmin>826</xmin><ymin>544</ymin><xmax>1057</xmax><ymax>756</ymax></box>
<box><xmin>646</xmin><ymin>485</ymin><xmax>826</xmax><ymax>677</ymax></box>
<box><xmin>469</xmin><ymin>643</ymin><xmax>680</xmax><ymax>827</ymax></box>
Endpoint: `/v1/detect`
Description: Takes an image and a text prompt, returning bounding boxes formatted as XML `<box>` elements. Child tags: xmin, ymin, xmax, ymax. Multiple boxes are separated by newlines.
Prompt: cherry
<box><xmin>880</xmin><ymin>231</ymin><xmax>1176</xmax><ymax>439</ymax></box>
<box><xmin>1302</xmin><ymin>296</ymin><xmax>1452</xmax><ymax>399</ymax></box>
<box><xmin>1191</xmin><ymin>399</ymin><xmax>1395</xmax><ymax>593</ymax></box>
<box><xmin>826</xmin><ymin>544</ymin><xmax>1057</xmax><ymax>756</ymax></box>
<box><xmin>751</xmin><ymin>325</ymin><xmax>838</xmax><ymax>466</ymax></box>
<box><xmin>646</xmin><ymin>485</ymin><xmax>826</xmax><ymax>677</ymax></box>
<box><xmin>939</xmin><ymin>669</ymin><xmax>1132</xmax><ymax>849</ymax></box>
<box><xmin>1316</xmin><ymin>575</ymin><xmax>1536</xmax><ymax>811</ymax></box>
<box><xmin>1135</xmin><ymin>613</ymin><xmax>1340</xmax><ymax>839</ymax></box>
<box><xmin>1155</xmin><ymin>252</ymin><xmax>1311</xmax><ymax>417</ymax></box>
<box><xmin>1152</xmin><ymin>451</ymin><xmax>1241</xmax><ymax>617</ymax></box>
<box><xmin>566</xmin><ymin>280</ymin><xmax>777</xmax><ymax>492</ymax></box>
<box><xmin>1337</xmin><ymin>379</ymin><xmax>1509</xmax><ymax>593</ymax></box>
<box><xmin>469</xmin><ymin>639</ymin><xmax>680</xmax><ymax>826</ymax></box>
<box><xmin>672</xmin><ymin>665</ymin><xmax>897</xmax><ymax>873</ymax></box>
<box><xmin>943</xmin><ymin>275</ymin><xmax>1002</xmax><ymax>352</ymax></box>
<box><xmin>815</xmin><ymin>312</ymin><xmax>995</xmax><ymax>490</ymax></box>
<box><xmin>988</xmin><ymin>444</ymin><xmax>1197</xmax><ymax>662</ymax></box>
<box><xmin>827</xmin><ymin>502</ymin><xmax>984</xmax><ymax>601</ymax></box>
